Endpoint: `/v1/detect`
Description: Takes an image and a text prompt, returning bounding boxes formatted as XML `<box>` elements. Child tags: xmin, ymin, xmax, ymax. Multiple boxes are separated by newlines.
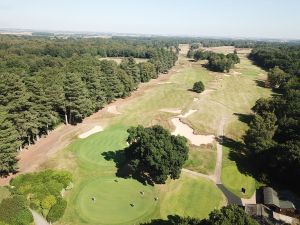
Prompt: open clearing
<box><xmin>7</xmin><ymin>45</ymin><xmax>272</xmax><ymax>224</ymax></box>
<box><xmin>98</xmin><ymin>57</ymin><xmax>148</xmax><ymax>64</ymax></box>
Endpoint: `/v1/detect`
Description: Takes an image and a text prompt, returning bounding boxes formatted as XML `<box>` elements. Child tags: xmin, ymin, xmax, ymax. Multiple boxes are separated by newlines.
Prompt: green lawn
<box><xmin>159</xmin><ymin>174</ymin><xmax>225</xmax><ymax>219</ymax></box>
<box><xmin>221</xmin><ymin>147</ymin><xmax>256</xmax><ymax>198</ymax></box>
<box><xmin>184</xmin><ymin>145</ymin><xmax>216</xmax><ymax>175</ymax></box>
<box><xmin>75</xmin><ymin>177</ymin><xmax>157</xmax><ymax>224</ymax></box>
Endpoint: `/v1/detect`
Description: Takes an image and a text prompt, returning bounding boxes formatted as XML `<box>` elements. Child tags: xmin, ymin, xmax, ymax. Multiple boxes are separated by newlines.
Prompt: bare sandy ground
<box><xmin>171</xmin><ymin>118</ymin><xmax>215</xmax><ymax>146</ymax></box>
<box><xmin>160</xmin><ymin>108</ymin><xmax>182</xmax><ymax>114</ymax></box>
<box><xmin>201</xmin><ymin>89</ymin><xmax>214</xmax><ymax>95</ymax></box>
<box><xmin>106</xmin><ymin>105</ymin><xmax>122</xmax><ymax>115</ymax></box>
<box><xmin>78</xmin><ymin>126</ymin><xmax>103</xmax><ymax>139</ymax></box>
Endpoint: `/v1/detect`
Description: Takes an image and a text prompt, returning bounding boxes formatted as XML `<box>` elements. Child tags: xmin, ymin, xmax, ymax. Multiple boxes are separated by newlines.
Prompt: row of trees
<box><xmin>0</xmin><ymin>36</ymin><xmax>178</xmax><ymax>176</ymax></box>
<box><xmin>188</xmin><ymin>49</ymin><xmax>240</xmax><ymax>72</ymax></box>
<box><xmin>142</xmin><ymin>205</ymin><xmax>259</xmax><ymax>225</ymax></box>
<box><xmin>244</xmin><ymin>45</ymin><xmax>300</xmax><ymax>192</ymax></box>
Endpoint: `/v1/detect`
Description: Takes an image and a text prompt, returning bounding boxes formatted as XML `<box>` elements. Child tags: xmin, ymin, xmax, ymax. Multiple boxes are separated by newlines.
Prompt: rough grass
<box><xmin>0</xmin><ymin>186</ymin><xmax>10</xmax><ymax>203</ymax></box>
<box><xmin>184</xmin><ymin>145</ymin><xmax>216</xmax><ymax>175</ymax></box>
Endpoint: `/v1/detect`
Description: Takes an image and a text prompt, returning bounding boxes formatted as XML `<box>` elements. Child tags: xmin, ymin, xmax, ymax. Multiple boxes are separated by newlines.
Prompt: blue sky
<box><xmin>0</xmin><ymin>0</ymin><xmax>300</xmax><ymax>39</ymax></box>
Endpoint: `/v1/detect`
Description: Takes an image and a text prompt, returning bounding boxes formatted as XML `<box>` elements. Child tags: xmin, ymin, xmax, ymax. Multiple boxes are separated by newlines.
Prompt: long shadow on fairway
<box><xmin>220</xmin><ymin>135</ymin><xmax>258</xmax><ymax>179</ymax></box>
<box><xmin>102</xmin><ymin>150</ymin><xmax>155</xmax><ymax>186</ymax></box>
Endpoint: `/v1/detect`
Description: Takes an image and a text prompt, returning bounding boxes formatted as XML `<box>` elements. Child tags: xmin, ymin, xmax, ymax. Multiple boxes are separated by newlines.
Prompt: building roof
<box><xmin>245</xmin><ymin>204</ymin><xmax>272</xmax><ymax>217</ymax></box>
<box><xmin>263</xmin><ymin>187</ymin><xmax>295</xmax><ymax>209</ymax></box>
<box><xmin>264</xmin><ymin>187</ymin><xmax>280</xmax><ymax>208</ymax></box>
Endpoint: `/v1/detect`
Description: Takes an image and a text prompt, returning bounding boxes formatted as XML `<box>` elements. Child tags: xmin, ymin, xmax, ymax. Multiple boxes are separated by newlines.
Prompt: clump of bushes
<box><xmin>9</xmin><ymin>170</ymin><xmax>72</xmax><ymax>223</ymax></box>
<box><xmin>192</xmin><ymin>81</ymin><xmax>205</xmax><ymax>93</ymax></box>
<box><xmin>46</xmin><ymin>198</ymin><xmax>67</xmax><ymax>223</ymax></box>
<box><xmin>0</xmin><ymin>195</ymin><xmax>33</xmax><ymax>225</ymax></box>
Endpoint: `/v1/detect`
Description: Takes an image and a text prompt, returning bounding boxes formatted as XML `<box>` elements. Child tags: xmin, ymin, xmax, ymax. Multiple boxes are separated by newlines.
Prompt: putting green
<box><xmin>76</xmin><ymin>177</ymin><xmax>157</xmax><ymax>224</ymax></box>
<box><xmin>72</xmin><ymin>125</ymin><xmax>128</xmax><ymax>168</ymax></box>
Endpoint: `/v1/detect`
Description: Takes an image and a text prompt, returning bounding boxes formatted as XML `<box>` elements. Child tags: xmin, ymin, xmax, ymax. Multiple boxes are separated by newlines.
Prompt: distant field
<box><xmin>98</xmin><ymin>57</ymin><xmax>148</xmax><ymax>64</ymax></box>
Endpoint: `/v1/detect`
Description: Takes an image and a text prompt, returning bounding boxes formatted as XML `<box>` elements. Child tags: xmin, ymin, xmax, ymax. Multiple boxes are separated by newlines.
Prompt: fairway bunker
<box><xmin>171</xmin><ymin>118</ymin><xmax>215</xmax><ymax>145</ymax></box>
<box><xmin>78</xmin><ymin>126</ymin><xmax>103</xmax><ymax>139</ymax></box>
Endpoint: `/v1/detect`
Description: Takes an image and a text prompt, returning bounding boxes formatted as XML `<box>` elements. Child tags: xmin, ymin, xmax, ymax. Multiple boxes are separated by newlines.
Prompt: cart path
<box><xmin>30</xmin><ymin>210</ymin><xmax>50</xmax><ymax>225</ymax></box>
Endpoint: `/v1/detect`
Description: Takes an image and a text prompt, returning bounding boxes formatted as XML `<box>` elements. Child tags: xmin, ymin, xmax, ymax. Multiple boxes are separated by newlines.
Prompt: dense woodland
<box><xmin>245</xmin><ymin>45</ymin><xmax>300</xmax><ymax>191</ymax></box>
<box><xmin>0</xmin><ymin>35</ymin><xmax>178</xmax><ymax>176</ymax></box>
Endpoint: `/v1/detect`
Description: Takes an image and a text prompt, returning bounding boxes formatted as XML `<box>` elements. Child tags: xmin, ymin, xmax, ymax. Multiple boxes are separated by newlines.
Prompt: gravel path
<box><xmin>30</xmin><ymin>210</ymin><xmax>50</xmax><ymax>225</ymax></box>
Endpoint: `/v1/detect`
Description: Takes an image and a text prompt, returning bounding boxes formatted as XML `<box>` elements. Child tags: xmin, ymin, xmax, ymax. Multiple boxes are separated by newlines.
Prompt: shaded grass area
<box><xmin>184</xmin><ymin>145</ymin><xmax>216</xmax><ymax>175</ymax></box>
<box><xmin>221</xmin><ymin>146</ymin><xmax>256</xmax><ymax>198</ymax></box>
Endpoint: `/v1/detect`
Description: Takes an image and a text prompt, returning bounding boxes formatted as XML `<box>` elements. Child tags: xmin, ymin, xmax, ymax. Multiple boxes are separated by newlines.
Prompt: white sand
<box><xmin>171</xmin><ymin>118</ymin><xmax>215</xmax><ymax>145</ymax></box>
<box><xmin>160</xmin><ymin>108</ymin><xmax>182</xmax><ymax>114</ymax></box>
<box><xmin>193</xmin><ymin>98</ymin><xmax>199</xmax><ymax>102</ymax></box>
<box><xmin>107</xmin><ymin>105</ymin><xmax>121</xmax><ymax>115</ymax></box>
<box><xmin>179</xmin><ymin>109</ymin><xmax>197</xmax><ymax>118</ymax></box>
<box><xmin>78</xmin><ymin>126</ymin><xmax>103</xmax><ymax>139</ymax></box>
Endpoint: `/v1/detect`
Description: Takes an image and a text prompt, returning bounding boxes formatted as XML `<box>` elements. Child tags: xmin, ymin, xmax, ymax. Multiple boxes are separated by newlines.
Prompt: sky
<box><xmin>0</xmin><ymin>0</ymin><xmax>300</xmax><ymax>39</ymax></box>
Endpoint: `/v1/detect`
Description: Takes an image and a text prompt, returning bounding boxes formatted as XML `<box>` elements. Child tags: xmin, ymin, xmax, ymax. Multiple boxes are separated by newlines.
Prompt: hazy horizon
<box><xmin>1</xmin><ymin>0</ymin><xmax>300</xmax><ymax>39</ymax></box>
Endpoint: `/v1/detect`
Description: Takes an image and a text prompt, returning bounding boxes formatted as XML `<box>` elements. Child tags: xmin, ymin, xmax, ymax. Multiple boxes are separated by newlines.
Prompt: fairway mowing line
<box><xmin>179</xmin><ymin>109</ymin><xmax>197</xmax><ymax>118</ymax></box>
<box><xmin>160</xmin><ymin>108</ymin><xmax>182</xmax><ymax>114</ymax></box>
<box><xmin>78</xmin><ymin>126</ymin><xmax>103</xmax><ymax>139</ymax></box>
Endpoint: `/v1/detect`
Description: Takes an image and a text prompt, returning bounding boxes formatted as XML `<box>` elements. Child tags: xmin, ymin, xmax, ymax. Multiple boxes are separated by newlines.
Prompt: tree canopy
<box><xmin>192</xmin><ymin>81</ymin><xmax>205</xmax><ymax>93</ymax></box>
<box><xmin>0</xmin><ymin>35</ymin><xmax>178</xmax><ymax>175</ymax></box>
<box><xmin>142</xmin><ymin>205</ymin><xmax>259</xmax><ymax>225</ymax></box>
<box><xmin>124</xmin><ymin>125</ymin><xmax>189</xmax><ymax>184</ymax></box>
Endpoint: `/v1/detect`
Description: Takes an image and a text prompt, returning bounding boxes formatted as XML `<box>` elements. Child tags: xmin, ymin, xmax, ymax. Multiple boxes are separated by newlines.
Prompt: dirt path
<box><xmin>0</xmin><ymin>47</ymin><xmax>188</xmax><ymax>186</ymax></box>
<box><xmin>215</xmin><ymin>118</ymin><xmax>225</xmax><ymax>184</ymax></box>
<box><xmin>30</xmin><ymin>210</ymin><xmax>50</xmax><ymax>225</ymax></box>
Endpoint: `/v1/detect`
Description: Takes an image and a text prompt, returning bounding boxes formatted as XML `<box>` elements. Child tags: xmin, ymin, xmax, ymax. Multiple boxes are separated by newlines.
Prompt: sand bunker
<box><xmin>171</xmin><ymin>118</ymin><xmax>215</xmax><ymax>145</ymax></box>
<box><xmin>179</xmin><ymin>109</ymin><xmax>197</xmax><ymax>118</ymax></box>
<box><xmin>107</xmin><ymin>105</ymin><xmax>121</xmax><ymax>115</ymax></box>
<box><xmin>78</xmin><ymin>126</ymin><xmax>103</xmax><ymax>139</ymax></box>
<box><xmin>160</xmin><ymin>108</ymin><xmax>182</xmax><ymax>114</ymax></box>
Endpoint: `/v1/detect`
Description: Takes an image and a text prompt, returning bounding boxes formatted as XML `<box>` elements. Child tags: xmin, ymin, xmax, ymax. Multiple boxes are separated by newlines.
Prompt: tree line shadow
<box><xmin>101</xmin><ymin>150</ymin><xmax>155</xmax><ymax>186</ymax></box>
<box><xmin>216</xmin><ymin>112</ymin><xmax>261</xmax><ymax>181</ymax></box>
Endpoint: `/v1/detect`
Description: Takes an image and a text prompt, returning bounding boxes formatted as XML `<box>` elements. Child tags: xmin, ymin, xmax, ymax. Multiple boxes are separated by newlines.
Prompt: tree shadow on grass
<box><xmin>233</xmin><ymin>113</ymin><xmax>254</xmax><ymax>124</ymax></box>
<box><xmin>140</xmin><ymin>215</ymin><xmax>200</xmax><ymax>225</ymax></box>
<box><xmin>101</xmin><ymin>150</ymin><xmax>155</xmax><ymax>186</ymax></box>
<box><xmin>220</xmin><ymin>135</ymin><xmax>259</xmax><ymax>179</ymax></box>
<box><xmin>254</xmin><ymin>79</ymin><xmax>266</xmax><ymax>88</ymax></box>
